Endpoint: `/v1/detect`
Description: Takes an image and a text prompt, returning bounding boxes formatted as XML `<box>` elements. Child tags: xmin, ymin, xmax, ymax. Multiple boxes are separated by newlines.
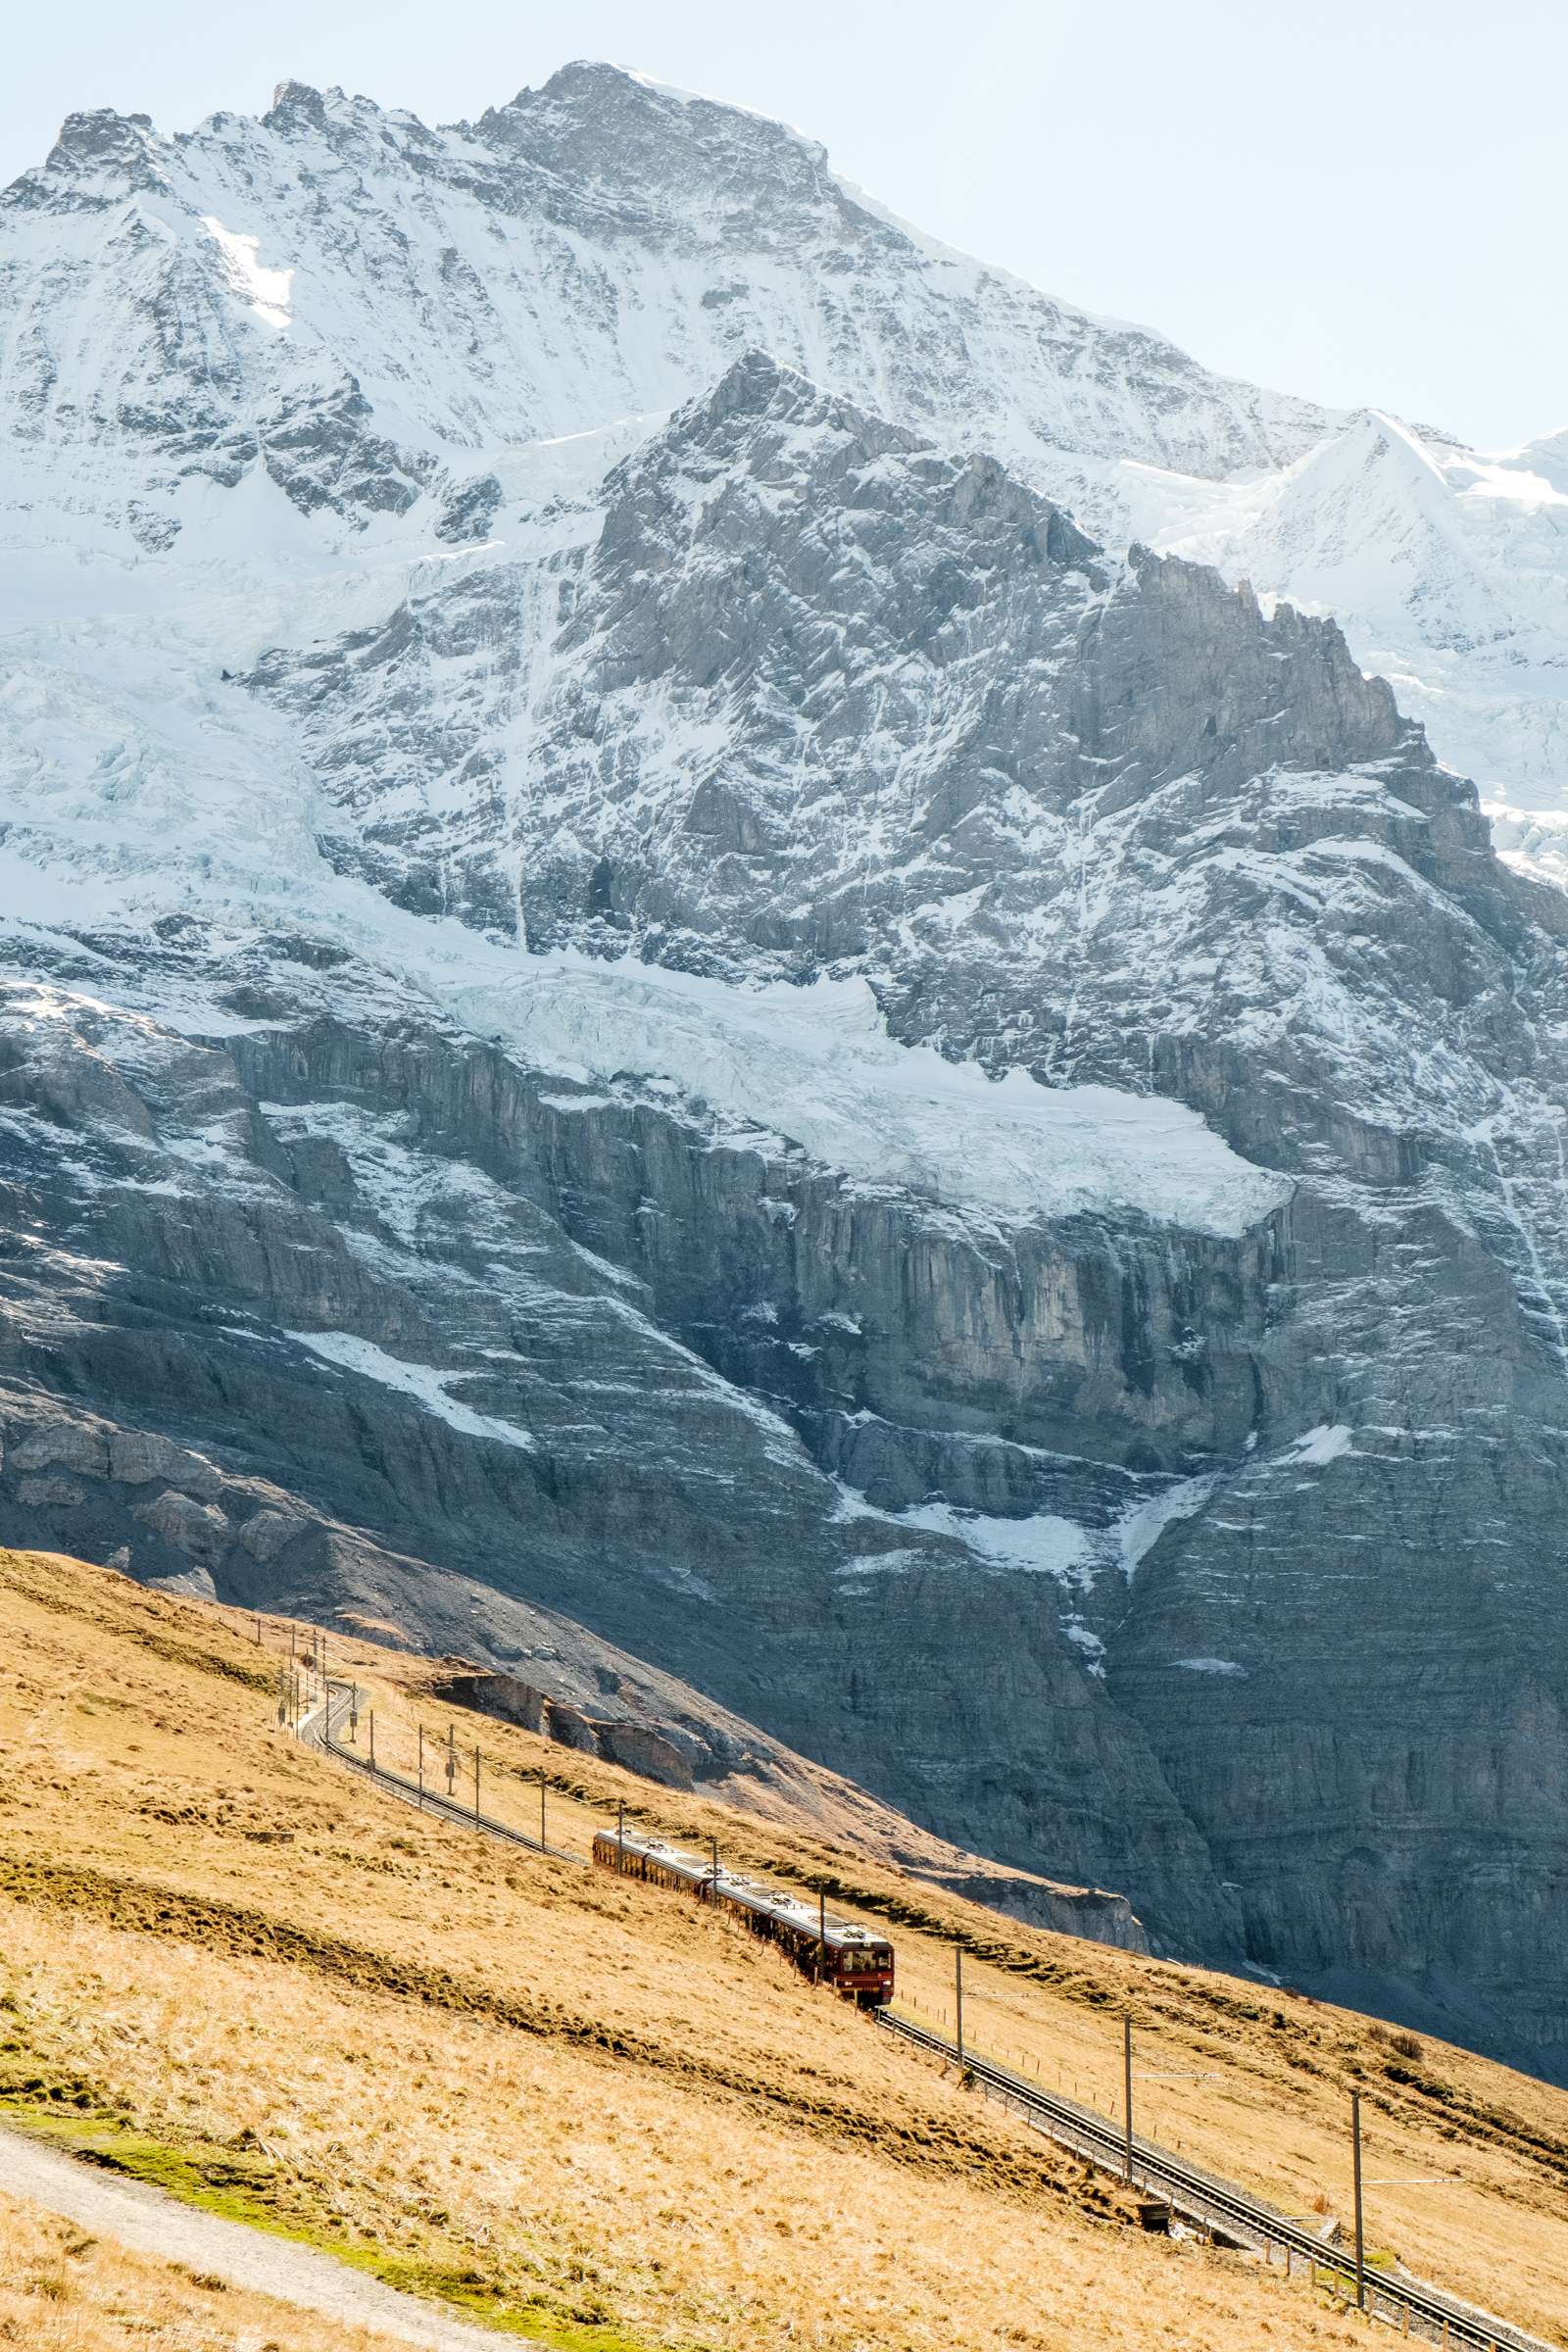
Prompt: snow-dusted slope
<box><xmin>1105</xmin><ymin>411</ymin><xmax>1568</xmax><ymax>871</ymax></box>
<box><xmin>3</xmin><ymin>60</ymin><xmax>1562</xmax><ymax>846</ymax></box>
<box><xmin>0</xmin><ymin>61</ymin><xmax>1333</xmax><ymax>568</ymax></box>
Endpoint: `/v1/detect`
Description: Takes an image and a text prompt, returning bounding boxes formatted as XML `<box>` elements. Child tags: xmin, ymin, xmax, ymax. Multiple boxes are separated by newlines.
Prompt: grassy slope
<box><xmin>0</xmin><ymin>1547</ymin><xmax>1563</xmax><ymax>2352</ymax></box>
<box><xmin>0</xmin><ymin>2187</ymin><xmax>421</xmax><ymax>2352</ymax></box>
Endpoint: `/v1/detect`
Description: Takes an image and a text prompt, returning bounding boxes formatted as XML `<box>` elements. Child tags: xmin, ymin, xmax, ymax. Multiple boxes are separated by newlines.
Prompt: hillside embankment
<box><xmin>1</xmin><ymin>1546</ymin><xmax>1565</xmax><ymax>2352</ymax></box>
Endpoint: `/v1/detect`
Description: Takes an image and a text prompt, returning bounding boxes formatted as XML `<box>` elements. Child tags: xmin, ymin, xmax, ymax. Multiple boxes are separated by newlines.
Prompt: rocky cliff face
<box><xmin>3</xmin><ymin>67</ymin><xmax>1568</xmax><ymax>2079</ymax></box>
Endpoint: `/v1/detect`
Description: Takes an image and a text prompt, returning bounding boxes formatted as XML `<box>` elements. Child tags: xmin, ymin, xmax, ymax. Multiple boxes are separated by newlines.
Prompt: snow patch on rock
<box><xmin>285</xmin><ymin>1330</ymin><xmax>537</xmax><ymax>1451</ymax></box>
<box><xmin>448</xmin><ymin>956</ymin><xmax>1292</xmax><ymax>1240</ymax></box>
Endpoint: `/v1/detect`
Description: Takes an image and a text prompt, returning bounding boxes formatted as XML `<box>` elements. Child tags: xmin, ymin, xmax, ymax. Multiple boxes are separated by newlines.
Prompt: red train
<box><xmin>592</xmin><ymin>1826</ymin><xmax>895</xmax><ymax>2007</ymax></box>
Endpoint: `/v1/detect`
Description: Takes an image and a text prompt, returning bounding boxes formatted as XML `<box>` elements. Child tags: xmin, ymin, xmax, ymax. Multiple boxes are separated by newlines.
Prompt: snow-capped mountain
<box><xmin>0</xmin><ymin>63</ymin><xmax>1333</xmax><ymax>562</ymax></box>
<box><xmin>4</xmin><ymin>62</ymin><xmax>1568</xmax><ymax>2077</ymax></box>
<box><xmin>4</xmin><ymin>60</ymin><xmax>1562</xmax><ymax>863</ymax></box>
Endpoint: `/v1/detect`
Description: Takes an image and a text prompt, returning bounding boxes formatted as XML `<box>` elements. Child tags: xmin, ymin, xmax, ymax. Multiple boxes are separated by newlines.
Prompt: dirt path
<box><xmin>0</xmin><ymin>2124</ymin><xmax>520</xmax><ymax>2350</ymax></box>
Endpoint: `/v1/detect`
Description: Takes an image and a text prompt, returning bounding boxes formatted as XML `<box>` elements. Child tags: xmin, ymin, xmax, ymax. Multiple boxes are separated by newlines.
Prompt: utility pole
<box><xmin>1351</xmin><ymin>2090</ymin><xmax>1366</xmax><ymax>2311</ymax></box>
<box><xmin>1123</xmin><ymin>2016</ymin><xmax>1134</xmax><ymax>2184</ymax></box>
<box><xmin>818</xmin><ymin>1888</ymin><xmax>827</xmax><ymax>1981</ymax></box>
<box><xmin>473</xmin><ymin>1747</ymin><xmax>480</xmax><ymax>1823</ymax></box>
<box><xmin>618</xmin><ymin>1798</ymin><xmax>625</xmax><ymax>1856</ymax></box>
<box><xmin>447</xmin><ymin>1722</ymin><xmax>457</xmax><ymax>1793</ymax></box>
<box><xmin>368</xmin><ymin>1710</ymin><xmax>375</xmax><ymax>1770</ymax></box>
<box><xmin>350</xmin><ymin>1685</ymin><xmax>359</xmax><ymax>1742</ymax></box>
<box><xmin>955</xmin><ymin>1945</ymin><xmax>964</xmax><ymax>2069</ymax></box>
<box><xmin>417</xmin><ymin>1723</ymin><xmax>424</xmax><ymax>1809</ymax></box>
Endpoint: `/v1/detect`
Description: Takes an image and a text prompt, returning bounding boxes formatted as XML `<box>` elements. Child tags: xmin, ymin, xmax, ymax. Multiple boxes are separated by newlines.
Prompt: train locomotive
<box><xmin>592</xmin><ymin>1826</ymin><xmax>895</xmax><ymax>2007</ymax></box>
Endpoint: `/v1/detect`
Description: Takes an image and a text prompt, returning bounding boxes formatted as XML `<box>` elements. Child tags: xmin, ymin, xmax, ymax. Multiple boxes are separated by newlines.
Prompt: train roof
<box><xmin>595</xmin><ymin>1825</ymin><xmax>890</xmax><ymax>1948</ymax></box>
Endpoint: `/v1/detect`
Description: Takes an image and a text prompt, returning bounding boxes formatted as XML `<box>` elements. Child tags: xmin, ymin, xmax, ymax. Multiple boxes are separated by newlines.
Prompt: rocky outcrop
<box><xmin>430</xmin><ymin>1666</ymin><xmax>770</xmax><ymax>1791</ymax></box>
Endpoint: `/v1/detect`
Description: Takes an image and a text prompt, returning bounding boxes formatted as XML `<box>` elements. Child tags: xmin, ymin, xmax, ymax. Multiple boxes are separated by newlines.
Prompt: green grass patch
<box><xmin>0</xmin><ymin>2090</ymin><xmax>646</xmax><ymax>2350</ymax></box>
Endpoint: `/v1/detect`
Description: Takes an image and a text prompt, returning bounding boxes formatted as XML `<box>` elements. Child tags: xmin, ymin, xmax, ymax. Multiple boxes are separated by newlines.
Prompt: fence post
<box><xmin>956</xmin><ymin>1946</ymin><xmax>964</xmax><ymax>2068</ymax></box>
<box><xmin>1351</xmin><ymin>2090</ymin><xmax>1366</xmax><ymax>2312</ymax></box>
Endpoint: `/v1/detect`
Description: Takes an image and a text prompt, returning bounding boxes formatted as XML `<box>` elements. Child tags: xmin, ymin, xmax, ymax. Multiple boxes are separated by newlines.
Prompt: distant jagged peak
<box><xmin>265</xmin><ymin>77</ymin><xmax>335</xmax><ymax>133</ymax></box>
<box><xmin>618</xmin><ymin>346</ymin><xmax>1103</xmax><ymax>572</ymax></box>
<box><xmin>489</xmin><ymin>55</ymin><xmax>833</xmax><ymax>167</ymax></box>
<box><xmin>1336</xmin><ymin>406</ymin><xmax>1455</xmax><ymax>480</ymax></box>
<box><xmin>472</xmin><ymin>57</ymin><xmax>860</xmax><ymax>248</ymax></box>
<box><xmin>557</xmin><ymin>352</ymin><xmax>1123</xmax><ymax>703</ymax></box>
<box><xmin>259</xmin><ymin>76</ymin><xmax>438</xmax><ymax>150</ymax></box>
<box><xmin>681</xmin><ymin>346</ymin><xmax>932</xmax><ymax>448</ymax></box>
<box><xmin>2</xmin><ymin>104</ymin><xmax>166</xmax><ymax>209</ymax></box>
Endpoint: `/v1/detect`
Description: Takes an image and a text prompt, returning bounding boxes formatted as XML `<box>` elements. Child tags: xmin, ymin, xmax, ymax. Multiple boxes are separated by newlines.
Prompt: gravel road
<box><xmin>0</xmin><ymin>2125</ymin><xmax>517</xmax><ymax>2349</ymax></box>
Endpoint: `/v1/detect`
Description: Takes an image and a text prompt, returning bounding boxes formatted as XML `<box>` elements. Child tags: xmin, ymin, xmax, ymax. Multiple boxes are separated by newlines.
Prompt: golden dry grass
<box><xmin>0</xmin><ymin>2184</ymin><xmax>412</xmax><ymax>2351</ymax></box>
<box><xmin>0</xmin><ymin>1546</ymin><xmax>1563</xmax><ymax>2352</ymax></box>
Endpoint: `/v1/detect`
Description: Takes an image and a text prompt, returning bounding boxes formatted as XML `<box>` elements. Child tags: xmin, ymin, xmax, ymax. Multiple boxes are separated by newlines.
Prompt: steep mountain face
<box><xmin>4</xmin><ymin>59</ymin><xmax>1561</xmax><ymax>860</ymax></box>
<box><xmin>3</xmin><ymin>66</ymin><xmax>1568</xmax><ymax>2078</ymax></box>
<box><xmin>1113</xmin><ymin>412</ymin><xmax>1568</xmax><ymax>873</ymax></box>
<box><xmin>0</xmin><ymin>60</ymin><xmax>1332</xmax><ymax>564</ymax></box>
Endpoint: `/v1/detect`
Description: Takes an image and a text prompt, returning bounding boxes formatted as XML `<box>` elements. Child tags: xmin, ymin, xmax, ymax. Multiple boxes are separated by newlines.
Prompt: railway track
<box><xmin>877</xmin><ymin>2010</ymin><xmax>1557</xmax><ymax>2352</ymax></box>
<box><xmin>299</xmin><ymin>1681</ymin><xmax>585</xmax><ymax>1865</ymax></box>
<box><xmin>293</xmin><ymin>1673</ymin><xmax>1557</xmax><ymax>2352</ymax></box>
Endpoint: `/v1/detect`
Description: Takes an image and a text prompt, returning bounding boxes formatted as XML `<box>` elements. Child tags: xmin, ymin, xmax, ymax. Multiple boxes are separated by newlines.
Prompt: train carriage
<box><xmin>593</xmin><ymin>1828</ymin><xmax>895</xmax><ymax>2006</ymax></box>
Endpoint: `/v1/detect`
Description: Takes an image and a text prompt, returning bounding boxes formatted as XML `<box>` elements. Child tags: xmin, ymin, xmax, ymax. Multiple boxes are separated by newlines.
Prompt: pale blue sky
<box><xmin>5</xmin><ymin>0</ymin><xmax>1559</xmax><ymax>451</ymax></box>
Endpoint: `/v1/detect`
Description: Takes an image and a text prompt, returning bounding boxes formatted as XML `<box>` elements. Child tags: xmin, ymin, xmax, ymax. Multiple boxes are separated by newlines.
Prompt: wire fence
<box><xmin>271</xmin><ymin>1646</ymin><xmax>581</xmax><ymax>1861</ymax></box>
<box><xmin>263</xmin><ymin>1623</ymin><xmax>1559</xmax><ymax>2352</ymax></box>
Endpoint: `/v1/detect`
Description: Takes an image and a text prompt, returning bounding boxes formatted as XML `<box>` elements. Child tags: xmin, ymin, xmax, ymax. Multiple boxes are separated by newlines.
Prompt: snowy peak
<box><xmin>0</xmin><ymin>57</ymin><xmax>1345</xmax><ymax>593</ymax></box>
<box><xmin>477</xmin><ymin>60</ymin><xmax>851</xmax><ymax>244</ymax></box>
<box><xmin>264</xmin><ymin>79</ymin><xmax>337</xmax><ymax>135</ymax></box>
<box><xmin>2</xmin><ymin>107</ymin><xmax>166</xmax><ymax>211</ymax></box>
<box><xmin>230</xmin><ymin>344</ymin><xmax>1444</xmax><ymax>1004</ymax></box>
<box><xmin>1256</xmin><ymin>408</ymin><xmax>1484</xmax><ymax>642</ymax></box>
<box><xmin>599</xmin><ymin>346</ymin><xmax>1108</xmax><ymax>600</ymax></box>
<box><xmin>3</xmin><ymin>56</ymin><xmax>1566</xmax><ymax>847</ymax></box>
